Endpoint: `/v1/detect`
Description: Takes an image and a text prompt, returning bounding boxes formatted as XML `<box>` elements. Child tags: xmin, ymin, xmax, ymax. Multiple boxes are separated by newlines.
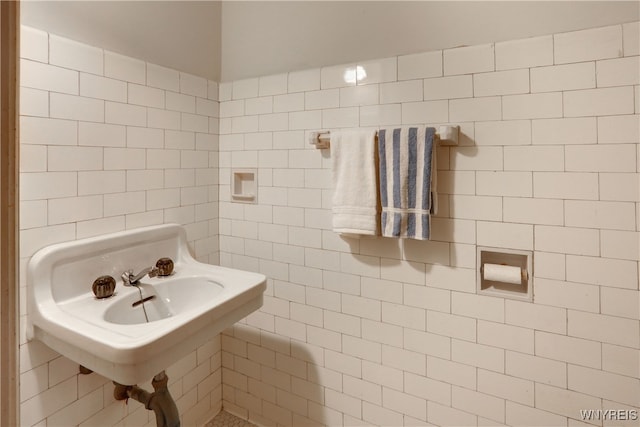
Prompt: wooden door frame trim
<box><xmin>0</xmin><ymin>1</ymin><xmax>19</xmax><ymax>426</ymax></box>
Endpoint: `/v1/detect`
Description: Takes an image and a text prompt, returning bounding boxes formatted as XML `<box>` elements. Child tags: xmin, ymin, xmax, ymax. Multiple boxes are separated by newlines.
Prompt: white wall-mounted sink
<box><xmin>27</xmin><ymin>224</ymin><xmax>267</xmax><ymax>385</ymax></box>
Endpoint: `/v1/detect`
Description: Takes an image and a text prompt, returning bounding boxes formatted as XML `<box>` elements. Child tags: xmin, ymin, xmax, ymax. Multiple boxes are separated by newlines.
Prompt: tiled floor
<box><xmin>206</xmin><ymin>410</ymin><xmax>257</xmax><ymax>427</ymax></box>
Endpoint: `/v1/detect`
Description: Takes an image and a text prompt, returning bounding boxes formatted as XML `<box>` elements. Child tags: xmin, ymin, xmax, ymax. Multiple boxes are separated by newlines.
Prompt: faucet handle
<box><xmin>155</xmin><ymin>258</ymin><xmax>174</xmax><ymax>276</ymax></box>
<box><xmin>93</xmin><ymin>275</ymin><xmax>116</xmax><ymax>299</ymax></box>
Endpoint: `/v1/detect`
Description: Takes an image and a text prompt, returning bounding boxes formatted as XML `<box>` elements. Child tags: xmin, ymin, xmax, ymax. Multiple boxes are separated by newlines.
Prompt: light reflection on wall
<box><xmin>343</xmin><ymin>65</ymin><xmax>366</xmax><ymax>84</ymax></box>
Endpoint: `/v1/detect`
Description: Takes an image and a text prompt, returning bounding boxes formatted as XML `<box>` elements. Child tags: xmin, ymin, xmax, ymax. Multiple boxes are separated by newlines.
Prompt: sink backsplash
<box><xmin>47</xmin><ymin>229</ymin><xmax>182</xmax><ymax>302</ymax></box>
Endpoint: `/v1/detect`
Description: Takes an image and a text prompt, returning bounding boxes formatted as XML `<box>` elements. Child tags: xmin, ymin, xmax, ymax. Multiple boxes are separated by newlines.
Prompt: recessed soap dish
<box><xmin>232</xmin><ymin>169</ymin><xmax>257</xmax><ymax>203</ymax></box>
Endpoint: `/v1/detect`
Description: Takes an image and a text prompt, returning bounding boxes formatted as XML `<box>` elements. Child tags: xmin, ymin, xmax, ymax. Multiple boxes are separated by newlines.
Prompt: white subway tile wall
<box><xmin>19</xmin><ymin>27</ymin><xmax>221</xmax><ymax>426</ymax></box>
<box><xmin>217</xmin><ymin>21</ymin><xmax>639</xmax><ymax>427</ymax></box>
<box><xmin>18</xmin><ymin>20</ymin><xmax>640</xmax><ymax>427</ymax></box>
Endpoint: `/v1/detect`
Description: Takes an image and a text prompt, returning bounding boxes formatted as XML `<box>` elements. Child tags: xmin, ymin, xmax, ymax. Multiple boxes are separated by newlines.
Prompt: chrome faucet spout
<box><xmin>131</xmin><ymin>266</ymin><xmax>158</xmax><ymax>283</ymax></box>
<box><xmin>122</xmin><ymin>266</ymin><xmax>158</xmax><ymax>286</ymax></box>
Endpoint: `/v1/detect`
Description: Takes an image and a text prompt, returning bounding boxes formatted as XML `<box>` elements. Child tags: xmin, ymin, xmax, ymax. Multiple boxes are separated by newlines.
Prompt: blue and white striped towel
<box><xmin>378</xmin><ymin>127</ymin><xmax>437</xmax><ymax>240</ymax></box>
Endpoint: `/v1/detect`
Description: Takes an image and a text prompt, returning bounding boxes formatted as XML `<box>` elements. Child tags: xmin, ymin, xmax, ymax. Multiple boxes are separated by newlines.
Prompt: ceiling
<box><xmin>21</xmin><ymin>0</ymin><xmax>222</xmax><ymax>80</ymax></box>
<box><xmin>221</xmin><ymin>1</ymin><xmax>640</xmax><ymax>81</ymax></box>
<box><xmin>21</xmin><ymin>1</ymin><xmax>640</xmax><ymax>82</ymax></box>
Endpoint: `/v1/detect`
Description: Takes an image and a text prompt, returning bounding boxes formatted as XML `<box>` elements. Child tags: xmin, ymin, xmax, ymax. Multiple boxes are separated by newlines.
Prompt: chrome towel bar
<box><xmin>309</xmin><ymin>125</ymin><xmax>460</xmax><ymax>149</ymax></box>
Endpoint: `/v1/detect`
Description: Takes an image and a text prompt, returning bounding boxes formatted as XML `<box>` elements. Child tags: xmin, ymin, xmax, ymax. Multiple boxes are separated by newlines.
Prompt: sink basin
<box><xmin>27</xmin><ymin>224</ymin><xmax>266</xmax><ymax>385</ymax></box>
<box><xmin>102</xmin><ymin>277</ymin><xmax>224</xmax><ymax>325</ymax></box>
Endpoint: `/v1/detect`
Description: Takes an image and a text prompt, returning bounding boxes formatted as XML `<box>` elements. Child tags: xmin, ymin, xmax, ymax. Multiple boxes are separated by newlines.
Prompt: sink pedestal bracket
<box><xmin>114</xmin><ymin>371</ymin><xmax>180</xmax><ymax>427</ymax></box>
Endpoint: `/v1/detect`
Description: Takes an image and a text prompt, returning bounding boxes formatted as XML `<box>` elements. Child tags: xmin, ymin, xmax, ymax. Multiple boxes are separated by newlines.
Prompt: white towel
<box><xmin>378</xmin><ymin>127</ymin><xmax>437</xmax><ymax>240</ymax></box>
<box><xmin>331</xmin><ymin>129</ymin><xmax>379</xmax><ymax>235</ymax></box>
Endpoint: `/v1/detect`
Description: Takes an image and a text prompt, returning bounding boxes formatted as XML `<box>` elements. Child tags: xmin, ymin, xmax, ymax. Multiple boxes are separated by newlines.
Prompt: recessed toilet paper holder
<box><xmin>480</xmin><ymin>263</ymin><xmax>528</xmax><ymax>282</ymax></box>
<box><xmin>477</xmin><ymin>247</ymin><xmax>533</xmax><ymax>302</ymax></box>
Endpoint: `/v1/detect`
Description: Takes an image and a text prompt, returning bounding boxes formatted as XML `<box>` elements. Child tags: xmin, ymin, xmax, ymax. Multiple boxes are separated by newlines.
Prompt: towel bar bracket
<box><xmin>309</xmin><ymin>126</ymin><xmax>459</xmax><ymax>149</ymax></box>
<box><xmin>309</xmin><ymin>131</ymin><xmax>331</xmax><ymax>149</ymax></box>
